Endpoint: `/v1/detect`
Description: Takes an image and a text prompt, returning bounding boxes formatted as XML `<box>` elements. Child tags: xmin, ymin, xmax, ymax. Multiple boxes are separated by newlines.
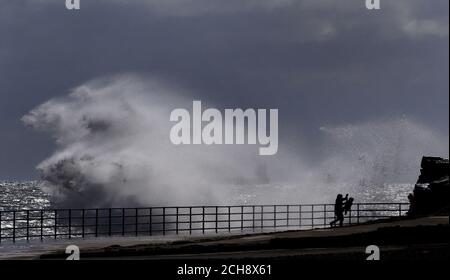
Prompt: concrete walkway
<box><xmin>1</xmin><ymin>216</ymin><xmax>448</xmax><ymax>260</ymax></box>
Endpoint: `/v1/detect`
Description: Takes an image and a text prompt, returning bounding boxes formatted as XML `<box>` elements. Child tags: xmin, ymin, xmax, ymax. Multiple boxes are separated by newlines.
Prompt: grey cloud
<box><xmin>0</xmin><ymin>0</ymin><xmax>448</xmax><ymax>180</ymax></box>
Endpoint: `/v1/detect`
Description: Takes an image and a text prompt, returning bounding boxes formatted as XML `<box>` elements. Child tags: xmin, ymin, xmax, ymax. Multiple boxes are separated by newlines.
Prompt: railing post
<box><xmin>13</xmin><ymin>211</ymin><xmax>16</xmax><ymax>243</ymax></box>
<box><xmin>0</xmin><ymin>211</ymin><xmax>2</xmax><ymax>244</ymax></box>
<box><xmin>287</xmin><ymin>205</ymin><xmax>290</xmax><ymax>228</ymax></box>
<box><xmin>202</xmin><ymin>206</ymin><xmax>205</xmax><ymax>234</ymax></box>
<box><xmin>215</xmin><ymin>206</ymin><xmax>218</xmax><ymax>234</ymax></box>
<box><xmin>260</xmin><ymin>206</ymin><xmax>264</xmax><ymax>230</ymax></box>
<box><xmin>68</xmin><ymin>209</ymin><xmax>72</xmax><ymax>239</ymax></box>
<box><xmin>241</xmin><ymin>206</ymin><xmax>244</xmax><ymax>231</ymax></box>
<box><xmin>299</xmin><ymin>205</ymin><xmax>302</xmax><ymax>229</ymax></box>
<box><xmin>176</xmin><ymin>207</ymin><xmax>179</xmax><ymax>235</ymax></box>
<box><xmin>163</xmin><ymin>207</ymin><xmax>166</xmax><ymax>235</ymax></box>
<box><xmin>26</xmin><ymin>210</ymin><xmax>29</xmax><ymax>241</ymax></box>
<box><xmin>189</xmin><ymin>207</ymin><xmax>192</xmax><ymax>235</ymax></box>
<box><xmin>122</xmin><ymin>208</ymin><xmax>125</xmax><ymax>236</ymax></box>
<box><xmin>149</xmin><ymin>208</ymin><xmax>152</xmax><ymax>236</ymax></box>
<box><xmin>228</xmin><ymin>206</ymin><xmax>231</xmax><ymax>232</ymax></box>
<box><xmin>252</xmin><ymin>205</ymin><xmax>255</xmax><ymax>231</ymax></box>
<box><xmin>95</xmin><ymin>209</ymin><xmax>98</xmax><ymax>237</ymax></box>
<box><xmin>40</xmin><ymin>210</ymin><xmax>45</xmax><ymax>241</ymax></box>
<box><xmin>135</xmin><ymin>208</ymin><xmax>138</xmax><ymax>236</ymax></box>
<box><xmin>82</xmin><ymin>209</ymin><xmax>85</xmax><ymax>238</ymax></box>
<box><xmin>54</xmin><ymin>210</ymin><xmax>57</xmax><ymax>240</ymax></box>
<box><xmin>323</xmin><ymin>204</ymin><xmax>326</xmax><ymax>227</ymax></box>
<box><xmin>108</xmin><ymin>208</ymin><xmax>112</xmax><ymax>236</ymax></box>
<box><xmin>349</xmin><ymin>209</ymin><xmax>352</xmax><ymax>225</ymax></box>
<box><xmin>273</xmin><ymin>205</ymin><xmax>276</xmax><ymax>229</ymax></box>
<box><xmin>311</xmin><ymin>205</ymin><xmax>314</xmax><ymax>229</ymax></box>
<box><xmin>399</xmin><ymin>203</ymin><xmax>402</xmax><ymax>217</ymax></box>
<box><xmin>357</xmin><ymin>204</ymin><xmax>360</xmax><ymax>224</ymax></box>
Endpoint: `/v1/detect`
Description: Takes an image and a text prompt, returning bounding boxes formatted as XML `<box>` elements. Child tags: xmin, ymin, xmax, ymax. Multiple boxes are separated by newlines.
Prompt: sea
<box><xmin>0</xmin><ymin>180</ymin><xmax>411</xmax><ymax>211</ymax></box>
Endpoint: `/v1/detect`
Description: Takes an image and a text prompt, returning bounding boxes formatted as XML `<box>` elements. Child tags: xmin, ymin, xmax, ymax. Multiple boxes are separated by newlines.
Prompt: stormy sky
<box><xmin>1</xmin><ymin>0</ymin><xmax>449</xmax><ymax>180</ymax></box>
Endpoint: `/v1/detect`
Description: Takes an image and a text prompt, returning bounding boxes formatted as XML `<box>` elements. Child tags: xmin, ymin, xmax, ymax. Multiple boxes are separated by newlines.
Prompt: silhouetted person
<box><xmin>330</xmin><ymin>194</ymin><xmax>347</xmax><ymax>227</ymax></box>
<box><xmin>407</xmin><ymin>193</ymin><xmax>416</xmax><ymax>216</ymax></box>
<box><xmin>344</xmin><ymin>197</ymin><xmax>354</xmax><ymax>215</ymax></box>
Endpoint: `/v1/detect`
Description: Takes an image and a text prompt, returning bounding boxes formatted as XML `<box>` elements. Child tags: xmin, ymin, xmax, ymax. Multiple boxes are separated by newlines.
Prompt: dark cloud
<box><xmin>0</xmin><ymin>0</ymin><xmax>448</xmax><ymax>179</ymax></box>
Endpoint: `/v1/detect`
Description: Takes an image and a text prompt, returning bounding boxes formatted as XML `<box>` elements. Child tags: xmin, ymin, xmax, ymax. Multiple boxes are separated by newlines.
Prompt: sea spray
<box><xmin>22</xmin><ymin>75</ymin><xmax>449</xmax><ymax>208</ymax></box>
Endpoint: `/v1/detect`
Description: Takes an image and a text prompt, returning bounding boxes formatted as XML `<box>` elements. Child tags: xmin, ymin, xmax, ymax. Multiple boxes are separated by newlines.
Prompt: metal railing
<box><xmin>0</xmin><ymin>203</ymin><xmax>409</xmax><ymax>243</ymax></box>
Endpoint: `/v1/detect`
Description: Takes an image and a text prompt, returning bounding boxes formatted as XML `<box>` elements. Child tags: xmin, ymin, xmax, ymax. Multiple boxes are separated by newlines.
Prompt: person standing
<box><xmin>330</xmin><ymin>194</ymin><xmax>347</xmax><ymax>227</ymax></box>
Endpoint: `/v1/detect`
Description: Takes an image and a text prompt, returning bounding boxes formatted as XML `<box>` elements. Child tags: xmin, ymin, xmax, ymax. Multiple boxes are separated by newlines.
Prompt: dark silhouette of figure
<box><xmin>344</xmin><ymin>197</ymin><xmax>354</xmax><ymax>215</ymax></box>
<box><xmin>330</xmin><ymin>194</ymin><xmax>347</xmax><ymax>227</ymax></box>
<box><xmin>407</xmin><ymin>193</ymin><xmax>416</xmax><ymax>216</ymax></box>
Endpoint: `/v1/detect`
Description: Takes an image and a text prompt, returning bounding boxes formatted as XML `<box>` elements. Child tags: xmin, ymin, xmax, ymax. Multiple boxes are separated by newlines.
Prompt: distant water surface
<box><xmin>0</xmin><ymin>181</ymin><xmax>50</xmax><ymax>211</ymax></box>
<box><xmin>0</xmin><ymin>181</ymin><xmax>411</xmax><ymax>211</ymax></box>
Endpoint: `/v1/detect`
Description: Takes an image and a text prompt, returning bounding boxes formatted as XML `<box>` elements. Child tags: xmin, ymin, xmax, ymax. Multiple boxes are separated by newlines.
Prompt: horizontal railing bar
<box><xmin>0</xmin><ymin>203</ymin><xmax>408</xmax><ymax>213</ymax></box>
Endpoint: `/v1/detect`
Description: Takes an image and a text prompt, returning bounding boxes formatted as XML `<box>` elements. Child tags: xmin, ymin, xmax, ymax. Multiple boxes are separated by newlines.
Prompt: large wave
<box><xmin>22</xmin><ymin>75</ymin><xmax>449</xmax><ymax>207</ymax></box>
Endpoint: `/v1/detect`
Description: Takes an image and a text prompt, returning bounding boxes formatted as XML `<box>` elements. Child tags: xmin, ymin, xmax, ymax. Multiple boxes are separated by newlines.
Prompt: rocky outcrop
<box><xmin>408</xmin><ymin>157</ymin><xmax>449</xmax><ymax>216</ymax></box>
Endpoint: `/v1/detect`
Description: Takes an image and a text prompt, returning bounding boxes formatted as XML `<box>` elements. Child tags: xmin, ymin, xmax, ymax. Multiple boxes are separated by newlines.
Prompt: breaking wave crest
<box><xmin>22</xmin><ymin>75</ymin><xmax>449</xmax><ymax>207</ymax></box>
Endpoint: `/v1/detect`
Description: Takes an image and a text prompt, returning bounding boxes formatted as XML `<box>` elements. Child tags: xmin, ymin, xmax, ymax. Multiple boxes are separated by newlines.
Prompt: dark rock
<box><xmin>408</xmin><ymin>157</ymin><xmax>449</xmax><ymax>216</ymax></box>
<box><xmin>417</xmin><ymin>156</ymin><xmax>449</xmax><ymax>184</ymax></box>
